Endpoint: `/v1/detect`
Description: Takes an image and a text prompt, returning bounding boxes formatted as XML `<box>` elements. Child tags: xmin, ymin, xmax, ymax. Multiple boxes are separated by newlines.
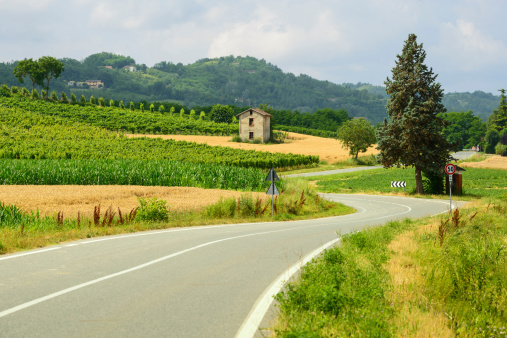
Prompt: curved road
<box><xmin>0</xmin><ymin>194</ymin><xmax>466</xmax><ymax>337</ymax></box>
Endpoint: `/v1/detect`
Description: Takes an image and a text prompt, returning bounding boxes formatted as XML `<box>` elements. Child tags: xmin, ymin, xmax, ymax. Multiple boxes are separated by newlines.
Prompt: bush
<box><xmin>495</xmin><ymin>143</ymin><xmax>507</xmax><ymax>156</ymax></box>
<box><xmin>231</xmin><ymin>135</ymin><xmax>242</xmax><ymax>142</ymax></box>
<box><xmin>10</xmin><ymin>86</ymin><xmax>18</xmax><ymax>94</ymax></box>
<box><xmin>135</xmin><ymin>197</ymin><xmax>170</xmax><ymax>221</ymax></box>
<box><xmin>0</xmin><ymin>84</ymin><xmax>10</xmax><ymax>97</ymax></box>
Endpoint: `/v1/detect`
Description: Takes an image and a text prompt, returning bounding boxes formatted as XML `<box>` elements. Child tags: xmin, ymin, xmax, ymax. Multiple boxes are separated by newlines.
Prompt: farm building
<box><xmin>236</xmin><ymin>108</ymin><xmax>272</xmax><ymax>143</ymax></box>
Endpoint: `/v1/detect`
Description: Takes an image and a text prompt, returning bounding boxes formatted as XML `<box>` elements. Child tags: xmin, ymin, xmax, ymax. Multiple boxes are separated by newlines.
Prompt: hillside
<box><xmin>0</xmin><ymin>52</ymin><xmax>500</xmax><ymax>123</ymax></box>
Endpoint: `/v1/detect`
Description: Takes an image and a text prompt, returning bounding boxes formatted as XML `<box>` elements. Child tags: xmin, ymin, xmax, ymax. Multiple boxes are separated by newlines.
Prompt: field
<box><xmin>459</xmin><ymin>154</ymin><xmax>507</xmax><ymax>170</ymax></box>
<box><xmin>0</xmin><ymin>185</ymin><xmax>266</xmax><ymax>218</ymax></box>
<box><xmin>129</xmin><ymin>132</ymin><xmax>379</xmax><ymax>164</ymax></box>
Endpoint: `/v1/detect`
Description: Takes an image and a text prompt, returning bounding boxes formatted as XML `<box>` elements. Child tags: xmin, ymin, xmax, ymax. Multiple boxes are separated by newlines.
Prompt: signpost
<box><xmin>391</xmin><ymin>181</ymin><xmax>406</xmax><ymax>194</ymax></box>
<box><xmin>265</xmin><ymin>168</ymin><xmax>279</xmax><ymax>216</ymax></box>
<box><xmin>445</xmin><ymin>164</ymin><xmax>456</xmax><ymax>212</ymax></box>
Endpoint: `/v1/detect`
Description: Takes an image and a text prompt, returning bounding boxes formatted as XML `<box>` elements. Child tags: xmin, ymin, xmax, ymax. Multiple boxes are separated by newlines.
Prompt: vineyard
<box><xmin>0</xmin><ymin>95</ymin><xmax>238</xmax><ymax>136</ymax></box>
<box><xmin>0</xmin><ymin>105</ymin><xmax>319</xmax><ymax>169</ymax></box>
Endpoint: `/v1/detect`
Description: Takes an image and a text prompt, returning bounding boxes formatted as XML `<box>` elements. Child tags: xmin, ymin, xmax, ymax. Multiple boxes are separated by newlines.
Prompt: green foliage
<box><xmin>209</xmin><ymin>104</ymin><xmax>234</xmax><ymax>123</ymax></box>
<box><xmin>423</xmin><ymin>205</ymin><xmax>507</xmax><ymax>334</ymax></box>
<box><xmin>37</xmin><ymin>56</ymin><xmax>64</xmax><ymax>94</ymax></box>
<box><xmin>136</xmin><ymin>197</ymin><xmax>170</xmax><ymax>221</ymax></box>
<box><xmin>61</xmin><ymin>92</ymin><xmax>68</xmax><ymax>104</ymax></box>
<box><xmin>337</xmin><ymin>118</ymin><xmax>376</xmax><ymax>159</ymax></box>
<box><xmin>485</xmin><ymin>129</ymin><xmax>500</xmax><ymax>154</ymax></box>
<box><xmin>487</xmin><ymin>89</ymin><xmax>507</xmax><ymax>132</ymax></box>
<box><xmin>13</xmin><ymin>58</ymin><xmax>44</xmax><ymax>93</ymax></box>
<box><xmin>32</xmin><ymin>88</ymin><xmax>39</xmax><ymax>99</ymax></box>
<box><xmin>495</xmin><ymin>143</ymin><xmax>507</xmax><ymax>155</ymax></box>
<box><xmin>0</xmin><ymin>84</ymin><xmax>10</xmax><ymax>97</ymax></box>
<box><xmin>80</xmin><ymin>94</ymin><xmax>86</xmax><ymax>104</ymax></box>
<box><xmin>109</xmin><ymin>99</ymin><xmax>114</xmax><ymax>107</ymax></box>
<box><xmin>440</xmin><ymin>111</ymin><xmax>486</xmax><ymax>150</ymax></box>
<box><xmin>158</xmin><ymin>104</ymin><xmax>164</xmax><ymax>113</ymax></box>
<box><xmin>377</xmin><ymin>34</ymin><xmax>455</xmax><ymax>194</ymax></box>
<box><xmin>50</xmin><ymin>91</ymin><xmax>58</xmax><ymax>101</ymax></box>
<box><xmin>275</xmin><ymin>219</ymin><xmax>411</xmax><ymax>336</ymax></box>
<box><xmin>90</xmin><ymin>95</ymin><xmax>96</xmax><ymax>105</ymax></box>
<box><xmin>10</xmin><ymin>86</ymin><xmax>18</xmax><ymax>94</ymax></box>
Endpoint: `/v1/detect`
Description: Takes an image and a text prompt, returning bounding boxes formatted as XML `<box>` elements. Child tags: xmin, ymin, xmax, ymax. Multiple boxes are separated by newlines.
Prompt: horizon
<box><xmin>1</xmin><ymin>1</ymin><xmax>506</xmax><ymax>95</ymax></box>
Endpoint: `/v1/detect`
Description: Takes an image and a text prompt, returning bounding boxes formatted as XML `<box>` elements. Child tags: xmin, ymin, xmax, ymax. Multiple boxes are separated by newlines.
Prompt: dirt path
<box><xmin>128</xmin><ymin>132</ymin><xmax>378</xmax><ymax>164</ymax></box>
<box><xmin>0</xmin><ymin>186</ymin><xmax>265</xmax><ymax>219</ymax></box>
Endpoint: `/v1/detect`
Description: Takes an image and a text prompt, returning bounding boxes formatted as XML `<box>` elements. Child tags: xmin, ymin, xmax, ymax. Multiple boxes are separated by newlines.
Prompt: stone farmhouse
<box><xmin>236</xmin><ymin>108</ymin><xmax>272</xmax><ymax>143</ymax></box>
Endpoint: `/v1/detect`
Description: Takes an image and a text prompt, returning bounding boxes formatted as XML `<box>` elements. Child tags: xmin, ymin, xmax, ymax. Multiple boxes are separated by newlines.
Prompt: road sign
<box><xmin>448</xmin><ymin>174</ymin><xmax>453</xmax><ymax>182</ymax></box>
<box><xmin>266</xmin><ymin>182</ymin><xmax>279</xmax><ymax>196</ymax></box>
<box><xmin>265</xmin><ymin>168</ymin><xmax>279</xmax><ymax>182</ymax></box>
<box><xmin>445</xmin><ymin>163</ymin><xmax>456</xmax><ymax>175</ymax></box>
<box><xmin>391</xmin><ymin>181</ymin><xmax>406</xmax><ymax>188</ymax></box>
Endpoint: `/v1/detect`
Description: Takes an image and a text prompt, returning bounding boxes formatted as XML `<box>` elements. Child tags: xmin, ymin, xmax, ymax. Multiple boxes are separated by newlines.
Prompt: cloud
<box><xmin>430</xmin><ymin>20</ymin><xmax>507</xmax><ymax>72</ymax></box>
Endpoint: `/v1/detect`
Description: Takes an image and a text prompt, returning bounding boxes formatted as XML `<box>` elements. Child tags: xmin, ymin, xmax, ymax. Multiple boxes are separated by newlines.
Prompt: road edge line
<box><xmin>235</xmin><ymin>237</ymin><xmax>341</xmax><ymax>338</ymax></box>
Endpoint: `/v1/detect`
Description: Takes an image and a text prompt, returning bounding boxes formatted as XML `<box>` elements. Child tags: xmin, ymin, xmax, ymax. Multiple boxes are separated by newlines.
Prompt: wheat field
<box><xmin>129</xmin><ymin>132</ymin><xmax>379</xmax><ymax>164</ymax></box>
<box><xmin>460</xmin><ymin>155</ymin><xmax>507</xmax><ymax>170</ymax></box>
<box><xmin>0</xmin><ymin>185</ymin><xmax>265</xmax><ymax>219</ymax></box>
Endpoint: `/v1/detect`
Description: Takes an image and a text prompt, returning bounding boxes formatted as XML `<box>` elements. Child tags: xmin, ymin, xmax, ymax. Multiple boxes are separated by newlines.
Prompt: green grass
<box><xmin>312</xmin><ymin>166</ymin><xmax>507</xmax><ymax>200</ymax></box>
<box><xmin>273</xmin><ymin>200</ymin><xmax>507</xmax><ymax>337</ymax></box>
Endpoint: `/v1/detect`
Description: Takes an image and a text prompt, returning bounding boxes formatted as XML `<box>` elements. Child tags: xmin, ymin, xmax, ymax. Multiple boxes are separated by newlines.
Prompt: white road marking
<box><xmin>236</xmin><ymin>238</ymin><xmax>341</xmax><ymax>338</ymax></box>
<box><xmin>0</xmin><ymin>225</ymin><xmax>329</xmax><ymax>319</ymax></box>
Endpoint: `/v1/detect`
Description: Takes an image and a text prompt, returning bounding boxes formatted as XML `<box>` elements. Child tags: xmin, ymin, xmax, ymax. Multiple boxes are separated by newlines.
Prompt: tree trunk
<box><xmin>415</xmin><ymin>165</ymin><xmax>424</xmax><ymax>194</ymax></box>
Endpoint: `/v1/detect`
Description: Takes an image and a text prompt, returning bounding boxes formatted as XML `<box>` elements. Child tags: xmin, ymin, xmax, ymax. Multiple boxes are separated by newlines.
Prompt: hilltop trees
<box><xmin>487</xmin><ymin>89</ymin><xmax>507</xmax><ymax>132</ymax></box>
<box><xmin>376</xmin><ymin>34</ymin><xmax>455</xmax><ymax>194</ymax></box>
<box><xmin>13</xmin><ymin>58</ymin><xmax>43</xmax><ymax>94</ymax></box>
<box><xmin>13</xmin><ymin>57</ymin><xmax>64</xmax><ymax>97</ymax></box>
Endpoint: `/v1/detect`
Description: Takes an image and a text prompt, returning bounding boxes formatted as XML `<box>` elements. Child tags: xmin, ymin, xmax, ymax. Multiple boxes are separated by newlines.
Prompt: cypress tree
<box><xmin>487</xmin><ymin>89</ymin><xmax>507</xmax><ymax>132</ymax></box>
<box><xmin>376</xmin><ymin>34</ymin><xmax>455</xmax><ymax>194</ymax></box>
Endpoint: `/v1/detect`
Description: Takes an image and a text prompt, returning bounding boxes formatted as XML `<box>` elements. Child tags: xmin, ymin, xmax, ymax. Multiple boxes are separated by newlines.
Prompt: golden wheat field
<box><xmin>0</xmin><ymin>185</ymin><xmax>266</xmax><ymax>219</ymax></box>
<box><xmin>129</xmin><ymin>132</ymin><xmax>379</xmax><ymax>164</ymax></box>
<box><xmin>460</xmin><ymin>155</ymin><xmax>507</xmax><ymax>170</ymax></box>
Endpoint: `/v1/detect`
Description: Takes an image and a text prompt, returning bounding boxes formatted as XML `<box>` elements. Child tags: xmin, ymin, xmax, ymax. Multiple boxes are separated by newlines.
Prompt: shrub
<box><xmin>0</xmin><ymin>84</ymin><xmax>10</xmax><ymax>97</ymax></box>
<box><xmin>32</xmin><ymin>89</ymin><xmax>39</xmax><ymax>99</ymax></box>
<box><xmin>51</xmin><ymin>91</ymin><xmax>58</xmax><ymax>101</ymax></box>
<box><xmin>135</xmin><ymin>197</ymin><xmax>170</xmax><ymax>221</ymax></box>
<box><xmin>10</xmin><ymin>86</ymin><xmax>18</xmax><ymax>94</ymax></box>
<box><xmin>231</xmin><ymin>135</ymin><xmax>242</xmax><ymax>142</ymax></box>
<box><xmin>61</xmin><ymin>92</ymin><xmax>69</xmax><ymax>104</ymax></box>
<box><xmin>495</xmin><ymin>143</ymin><xmax>507</xmax><ymax>156</ymax></box>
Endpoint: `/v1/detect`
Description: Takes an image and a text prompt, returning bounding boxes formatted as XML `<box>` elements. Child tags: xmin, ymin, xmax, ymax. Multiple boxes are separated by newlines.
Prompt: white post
<box><xmin>449</xmin><ymin>175</ymin><xmax>453</xmax><ymax>213</ymax></box>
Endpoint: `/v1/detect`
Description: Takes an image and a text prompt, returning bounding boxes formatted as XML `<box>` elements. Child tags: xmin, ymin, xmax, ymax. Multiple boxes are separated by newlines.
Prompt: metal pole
<box><xmin>272</xmin><ymin>193</ymin><xmax>274</xmax><ymax>217</ymax></box>
<box><xmin>449</xmin><ymin>175</ymin><xmax>452</xmax><ymax>213</ymax></box>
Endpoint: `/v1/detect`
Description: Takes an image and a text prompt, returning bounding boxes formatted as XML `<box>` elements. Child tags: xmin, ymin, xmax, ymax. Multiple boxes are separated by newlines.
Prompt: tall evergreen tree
<box><xmin>376</xmin><ymin>34</ymin><xmax>455</xmax><ymax>194</ymax></box>
<box><xmin>487</xmin><ymin>89</ymin><xmax>507</xmax><ymax>132</ymax></box>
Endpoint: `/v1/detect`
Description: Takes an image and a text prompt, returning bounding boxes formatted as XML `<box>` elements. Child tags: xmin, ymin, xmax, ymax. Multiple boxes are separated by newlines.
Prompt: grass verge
<box><xmin>0</xmin><ymin>179</ymin><xmax>354</xmax><ymax>255</ymax></box>
<box><xmin>272</xmin><ymin>200</ymin><xmax>507</xmax><ymax>337</ymax></box>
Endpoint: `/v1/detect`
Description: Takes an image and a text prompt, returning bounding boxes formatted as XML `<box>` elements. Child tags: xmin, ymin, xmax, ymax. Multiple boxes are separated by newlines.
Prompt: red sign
<box><xmin>445</xmin><ymin>163</ymin><xmax>456</xmax><ymax>175</ymax></box>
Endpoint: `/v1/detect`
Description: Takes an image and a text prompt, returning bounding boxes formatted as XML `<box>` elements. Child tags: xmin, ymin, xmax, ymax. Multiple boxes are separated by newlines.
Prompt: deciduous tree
<box><xmin>337</xmin><ymin>118</ymin><xmax>376</xmax><ymax>159</ymax></box>
<box><xmin>38</xmin><ymin>56</ymin><xmax>64</xmax><ymax>96</ymax></box>
<box><xmin>376</xmin><ymin>34</ymin><xmax>455</xmax><ymax>194</ymax></box>
<box><xmin>13</xmin><ymin>58</ymin><xmax>43</xmax><ymax>93</ymax></box>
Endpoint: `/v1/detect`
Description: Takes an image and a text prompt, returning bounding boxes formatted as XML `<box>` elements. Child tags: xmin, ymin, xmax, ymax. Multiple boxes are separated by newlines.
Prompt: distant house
<box><xmin>85</xmin><ymin>80</ymin><xmax>104</xmax><ymax>89</ymax></box>
<box><xmin>122</xmin><ymin>65</ymin><xmax>137</xmax><ymax>72</ymax></box>
<box><xmin>236</xmin><ymin>108</ymin><xmax>272</xmax><ymax>143</ymax></box>
<box><xmin>104</xmin><ymin>66</ymin><xmax>113</xmax><ymax>69</ymax></box>
<box><xmin>67</xmin><ymin>81</ymin><xmax>76</xmax><ymax>87</ymax></box>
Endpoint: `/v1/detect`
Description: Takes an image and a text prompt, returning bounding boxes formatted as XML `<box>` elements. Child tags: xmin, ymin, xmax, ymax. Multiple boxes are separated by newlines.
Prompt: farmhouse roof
<box><xmin>236</xmin><ymin>108</ymin><xmax>272</xmax><ymax>117</ymax></box>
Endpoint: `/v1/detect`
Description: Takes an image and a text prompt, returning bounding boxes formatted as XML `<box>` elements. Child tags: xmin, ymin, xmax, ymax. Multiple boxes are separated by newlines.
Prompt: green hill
<box><xmin>0</xmin><ymin>52</ymin><xmax>500</xmax><ymax>124</ymax></box>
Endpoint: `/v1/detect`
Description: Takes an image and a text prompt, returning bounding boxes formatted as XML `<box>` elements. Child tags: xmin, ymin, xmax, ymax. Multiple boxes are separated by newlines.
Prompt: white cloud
<box><xmin>431</xmin><ymin>20</ymin><xmax>507</xmax><ymax>72</ymax></box>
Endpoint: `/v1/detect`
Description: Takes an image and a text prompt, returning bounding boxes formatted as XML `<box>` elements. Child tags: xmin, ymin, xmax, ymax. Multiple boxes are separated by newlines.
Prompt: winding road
<box><xmin>0</xmin><ymin>194</ymin><xmax>467</xmax><ymax>337</ymax></box>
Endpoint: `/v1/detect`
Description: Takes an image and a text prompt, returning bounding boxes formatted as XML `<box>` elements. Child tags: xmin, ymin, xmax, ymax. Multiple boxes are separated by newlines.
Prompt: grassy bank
<box><xmin>273</xmin><ymin>200</ymin><xmax>507</xmax><ymax>336</ymax></box>
<box><xmin>0</xmin><ymin>179</ymin><xmax>354</xmax><ymax>255</ymax></box>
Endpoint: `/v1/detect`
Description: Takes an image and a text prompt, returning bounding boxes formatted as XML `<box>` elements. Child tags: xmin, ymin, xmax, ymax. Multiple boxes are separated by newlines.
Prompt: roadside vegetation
<box><xmin>273</xmin><ymin>199</ymin><xmax>507</xmax><ymax>337</ymax></box>
<box><xmin>0</xmin><ymin>178</ymin><xmax>354</xmax><ymax>255</ymax></box>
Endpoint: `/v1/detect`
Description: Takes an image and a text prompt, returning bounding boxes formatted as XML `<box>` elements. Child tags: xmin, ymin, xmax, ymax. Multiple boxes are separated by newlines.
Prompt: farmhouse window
<box><xmin>249</xmin><ymin>118</ymin><xmax>254</xmax><ymax>126</ymax></box>
<box><xmin>249</xmin><ymin>132</ymin><xmax>254</xmax><ymax>139</ymax></box>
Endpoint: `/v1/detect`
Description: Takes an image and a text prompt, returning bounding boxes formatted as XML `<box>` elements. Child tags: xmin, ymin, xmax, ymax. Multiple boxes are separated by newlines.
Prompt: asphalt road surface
<box><xmin>0</xmin><ymin>194</ymin><xmax>466</xmax><ymax>337</ymax></box>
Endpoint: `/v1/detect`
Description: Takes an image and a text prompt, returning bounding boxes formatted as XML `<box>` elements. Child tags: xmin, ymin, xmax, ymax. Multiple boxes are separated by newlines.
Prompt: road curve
<box><xmin>0</xmin><ymin>194</ymin><xmax>466</xmax><ymax>337</ymax></box>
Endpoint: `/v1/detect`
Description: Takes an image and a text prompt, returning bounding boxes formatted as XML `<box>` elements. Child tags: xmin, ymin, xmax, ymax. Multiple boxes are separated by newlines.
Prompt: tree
<box><xmin>70</xmin><ymin>93</ymin><xmax>77</xmax><ymax>104</ymax></box>
<box><xmin>487</xmin><ymin>89</ymin><xmax>507</xmax><ymax>132</ymax></box>
<box><xmin>337</xmin><ymin>118</ymin><xmax>376</xmax><ymax>159</ymax></box>
<box><xmin>440</xmin><ymin>111</ymin><xmax>486</xmax><ymax>150</ymax></box>
<box><xmin>50</xmin><ymin>91</ymin><xmax>58</xmax><ymax>101</ymax></box>
<box><xmin>209</xmin><ymin>104</ymin><xmax>234</xmax><ymax>123</ymax></box>
<box><xmin>80</xmin><ymin>95</ymin><xmax>86</xmax><ymax>104</ymax></box>
<box><xmin>90</xmin><ymin>95</ymin><xmax>96</xmax><ymax>105</ymax></box>
<box><xmin>376</xmin><ymin>34</ymin><xmax>455</xmax><ymax>194</ymax></box>
<box><xmin>13</xmin><ymin>58</ymin><xmax>43</xmax><ymax>94</ymax></box>
<box><xmin>38</xmin><ymin>56</ymin><xmax>64</xmax><ymax>96</ymax></box>
<box><xmin>485</xmin><ymin>129</ymin><xmax>500</xmax><ymax>154</ymax></box>
<box><xmin>158</xmin><ymin>105</ymin><xmax>165</xmax><ymax>113</ymax></box>
<box><xmin>61</xmin><ymin>92</ymin><xmax>69</xmax><ymax>104</ymax></box>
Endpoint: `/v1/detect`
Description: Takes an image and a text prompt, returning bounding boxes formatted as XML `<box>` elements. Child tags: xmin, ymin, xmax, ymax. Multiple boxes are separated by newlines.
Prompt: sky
<box><xmin>1</xmin><ymin>0</ymin><xmax>506</xmax><ymax>94</ymax></box>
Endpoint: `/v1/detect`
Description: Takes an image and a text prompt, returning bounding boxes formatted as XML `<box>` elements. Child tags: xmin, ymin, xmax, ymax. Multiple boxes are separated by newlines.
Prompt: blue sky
<box><xmin>1</xmin><ymin>0</ymin><xmax>505</xmax><ymax>94</ymax></box>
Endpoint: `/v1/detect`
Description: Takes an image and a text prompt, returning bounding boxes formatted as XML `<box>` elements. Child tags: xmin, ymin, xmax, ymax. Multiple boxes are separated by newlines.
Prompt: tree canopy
<box><xmin>487</xmin><ymin>89</ymin><xmax>507</xmax><ymax>132</ymax></box>
<box><xmin>337</xmin><ymin>118</ymin><xmax>376</xmax><ymax>159</ymax></box>
<box><xmin>376</xmin><ymin>34</ymin><xmax>455</xmax><ymax>194</ymax></box>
